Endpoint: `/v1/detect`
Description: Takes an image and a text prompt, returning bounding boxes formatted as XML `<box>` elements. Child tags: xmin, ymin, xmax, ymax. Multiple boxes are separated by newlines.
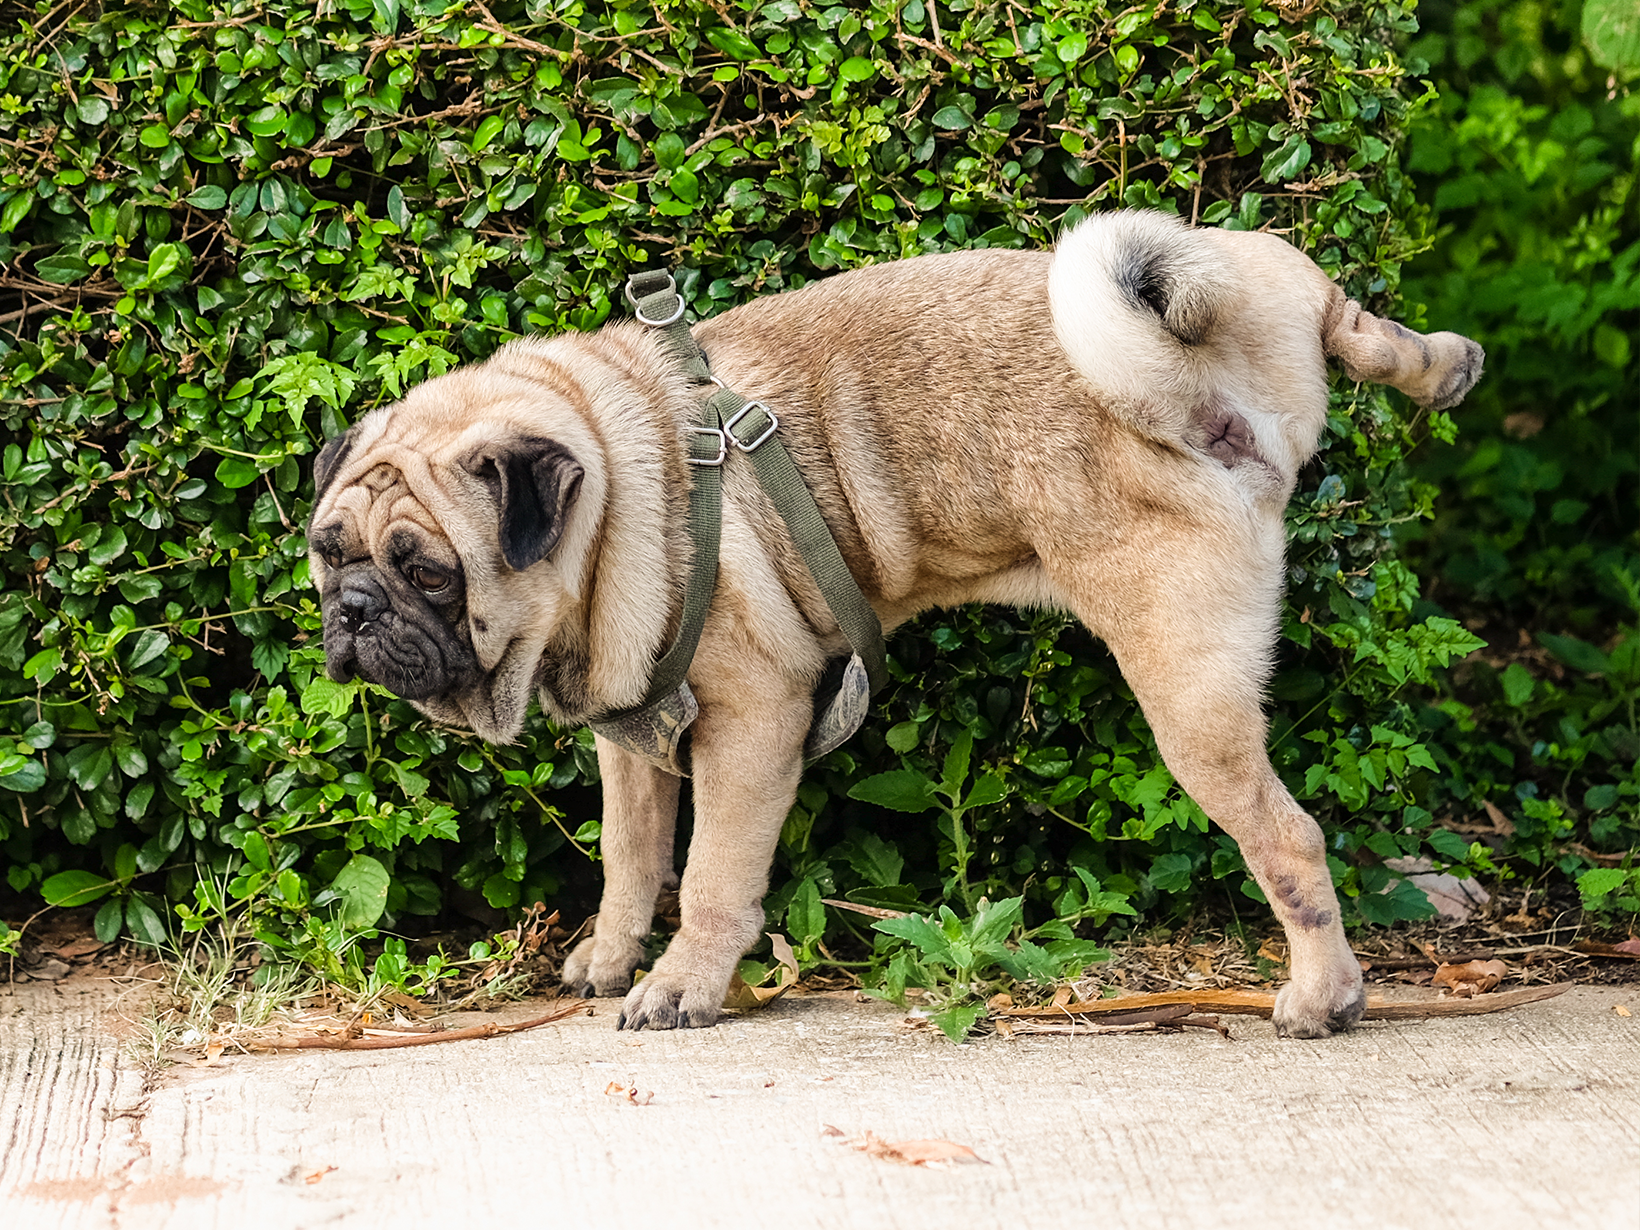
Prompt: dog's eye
<box><xmin>410</xmin><ymin>566</ymin><xmax>449</xmax><ymax>592</ymax></box>
<box><xmin>322</xmin><ymin>549</ymin><xmax>343</xmax><ymax>569</ymax></box>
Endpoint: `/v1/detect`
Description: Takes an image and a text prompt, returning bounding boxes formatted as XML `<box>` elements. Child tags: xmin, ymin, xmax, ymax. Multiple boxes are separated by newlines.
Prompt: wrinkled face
<box><xmin>309</xmin><ymin>469</ymin><xmax>481</xmax><ymax>703</ymax></box>
<box><xmin>305</xmin><ymin>387</ymin><xmax>587</xmax><ymax>741</ymax></box>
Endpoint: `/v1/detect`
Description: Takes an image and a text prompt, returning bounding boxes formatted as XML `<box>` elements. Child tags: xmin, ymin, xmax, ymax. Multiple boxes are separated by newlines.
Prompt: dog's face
<box><xmin>306</xmin><ymin>366</ymin><xmax>589</xmax><ymax>742</ymax></box>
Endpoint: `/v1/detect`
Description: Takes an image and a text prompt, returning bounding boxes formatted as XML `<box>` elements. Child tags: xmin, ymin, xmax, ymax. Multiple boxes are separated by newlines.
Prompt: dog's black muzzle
<box><xmin>320</xmin><ymin>568</ymin><xmax>478</xmax><ymax>702</ymax></box>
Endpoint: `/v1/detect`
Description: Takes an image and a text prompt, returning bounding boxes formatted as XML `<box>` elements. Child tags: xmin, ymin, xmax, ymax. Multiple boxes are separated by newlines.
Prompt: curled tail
<box><xmin>1048</xmin><ymin>210</ymin><xmax>1236</xmax><ymax>426</ymax></box>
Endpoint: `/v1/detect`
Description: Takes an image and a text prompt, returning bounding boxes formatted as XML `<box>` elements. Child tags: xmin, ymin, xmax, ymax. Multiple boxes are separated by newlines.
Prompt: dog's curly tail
<box><xmin>1047</xmin><ymin>210</ymin><xmax>1236</xmax><ymax>437</ymax></box>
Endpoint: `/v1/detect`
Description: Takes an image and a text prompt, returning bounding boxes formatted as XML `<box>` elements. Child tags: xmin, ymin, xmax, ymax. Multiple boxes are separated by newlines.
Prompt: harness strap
<box><xmin>589</xmin><ymin>269</ymin><xmax>886</xmax><ymax>761</ymax></box>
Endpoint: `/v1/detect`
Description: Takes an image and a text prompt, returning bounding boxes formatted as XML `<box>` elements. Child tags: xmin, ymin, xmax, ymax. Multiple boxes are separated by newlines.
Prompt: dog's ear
<box><xmin>312</xmin><ymin>425</ymin><xmax>359</xmax><ymax>508</ymax></box>
<box><xmin>463</xmin><ymin>437</ymin><xmax>585</xmax><ymax>571</ymax></box>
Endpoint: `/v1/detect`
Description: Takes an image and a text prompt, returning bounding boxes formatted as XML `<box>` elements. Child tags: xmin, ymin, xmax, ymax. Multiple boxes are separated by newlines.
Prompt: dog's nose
<box><xmin>340</xmin><ymin>586</ymin><xmax>385</xmax><ymax>629</ymax></box>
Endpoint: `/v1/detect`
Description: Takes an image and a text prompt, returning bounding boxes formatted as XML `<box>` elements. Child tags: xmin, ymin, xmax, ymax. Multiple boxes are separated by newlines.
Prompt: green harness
<box><xmin>585</xmin><ymin>270</ymin><xmax>887</xmax><ymax>777</ymax></box>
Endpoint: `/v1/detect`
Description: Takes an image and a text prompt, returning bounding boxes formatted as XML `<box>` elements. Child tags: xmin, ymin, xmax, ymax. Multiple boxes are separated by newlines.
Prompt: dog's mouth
<box><xmin>322</xmin><ymin>574</ymin><xmax>479</xmax><ymax>702</ymax></box>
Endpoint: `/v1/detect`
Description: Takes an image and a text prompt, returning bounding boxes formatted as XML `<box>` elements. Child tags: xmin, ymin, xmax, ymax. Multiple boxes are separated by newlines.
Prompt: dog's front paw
<box><xmin>561</xmin><ymin>934</ymin><xmax>645</xmax><ymax>998</ymax></box>
<box><xmin>617</xmin><ymin>962</ymin><xmax>730</xmax><ymax>1031</ymax></box>
<box><xmin>1273</xmin><ymin>965</ymin><xmax>1367</xmax><ymax>1039</ymax></box>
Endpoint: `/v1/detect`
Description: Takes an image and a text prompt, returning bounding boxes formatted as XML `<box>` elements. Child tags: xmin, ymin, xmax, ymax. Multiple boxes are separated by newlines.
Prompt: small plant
<box><xmin>869</xmin><ymin>890</ymin><xmax>1116</xmax><ymax>1042</ymax></box>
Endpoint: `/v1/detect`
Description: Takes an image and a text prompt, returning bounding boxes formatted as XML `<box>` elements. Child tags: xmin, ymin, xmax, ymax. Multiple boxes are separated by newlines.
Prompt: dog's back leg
<box><xmin>1323</xmin><ymin>291</ymin><xmax>1485</xmax><ymax>411</ymax></box>
<box><xmin>1050</xmin><ymin>541</ymin><xmax>1366</xmax><ymax>1038</ymax></box>
<box><xmin>562</xmin><ymin>737</ymin><xmax>682</xmax><ymax>998</ymax></box>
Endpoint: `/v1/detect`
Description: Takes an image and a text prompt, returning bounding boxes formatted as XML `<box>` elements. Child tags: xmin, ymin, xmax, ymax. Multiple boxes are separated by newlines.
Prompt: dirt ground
<box><xmin>1</xmin><ymin>970</ymin><xmax>1636</xmax><ymax>1230</ymax></box>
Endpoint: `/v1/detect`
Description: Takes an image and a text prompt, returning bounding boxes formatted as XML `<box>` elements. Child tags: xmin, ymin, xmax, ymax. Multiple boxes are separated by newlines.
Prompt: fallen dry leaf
<box><xmin>1481</xmin><ymin>800</ymin><xmax>1516</xmax><ymax>836</ymax></box>
<box><xmin>603</xmin><ymin>1081</ymin><xmax>653</xmax><ymax>1106</ymax></box>
<box><xmin>820</xmin><ymin>1124</ymin><xmax>846</xmax><ymax>1139</ymax></box>
<box><xmin>1433</xmin><ymin>959</ymin><xmax>1507</xmax><ymax>997</ymax></box>
<box><xmin>721</xmin><ymin>932</ymin><xmax>800</xmax><ymax>1011</ymax></box>
<box><xmin>303</xmin><ymin>1166</ymin><xmax>337</xmax><ymax>1185</ymax></box>
<box><xmin>853</xmin><ymin>1132</ymin><xmax>988</xmax><ymax>1168</ymax></box>
<box><xmin>1615</xmin><ymin>1005</ymin><xmax>1631</xmax><ymax>1018</ymax></box>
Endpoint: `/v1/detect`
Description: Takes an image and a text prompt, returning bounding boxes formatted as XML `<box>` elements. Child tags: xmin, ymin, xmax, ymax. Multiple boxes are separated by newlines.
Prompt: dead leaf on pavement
<box><xmin>1433</xmin><ymin>959</ymin><xmax>1507</xmax><ymax>997</ymax></box>
<box><xmin>303</xmin><ymin>1166</ymin><xmax>337</xmax><ymax>1185</ymax></box>
<box><xmin>1615</xmin><ymin>1005</ymin><xmax>1631</xmax><ymax>1018</ymax></box>
<box><xmin>722</xmin><ymin>932</ymin><xmax>800</xmax><ymax>1011</ymax></box>
<box><xmin>603</xmin><ymin>1081</ymin><xmax>653</xmax><ymax>1106</ymax></box>
<box><xmin>853</xmin><ymin>1132</ymin><xmax>988</xmax><ymax>1168</ymax></box>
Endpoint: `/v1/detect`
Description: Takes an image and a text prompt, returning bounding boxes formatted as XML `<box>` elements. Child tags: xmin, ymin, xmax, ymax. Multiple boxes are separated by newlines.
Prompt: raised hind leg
<box><xmin>1054</xmin><ymin>538</ymin><xmax>1365</xmax><ymax>1037</ymax></box>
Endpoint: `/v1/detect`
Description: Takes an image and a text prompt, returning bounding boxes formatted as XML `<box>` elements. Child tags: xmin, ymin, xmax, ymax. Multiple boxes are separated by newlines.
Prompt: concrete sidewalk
<box><xmin>2</xmin><ymin>978</ymin><xmax>1636</xmax><ymax>1230</ymax></box>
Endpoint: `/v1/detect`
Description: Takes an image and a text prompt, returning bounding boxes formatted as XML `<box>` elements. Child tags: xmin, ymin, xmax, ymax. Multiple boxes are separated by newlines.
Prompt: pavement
<box><xmin>1</xmin><ymin>977</ymin><xmax>1637</xmax><ymax>1230</ymax></box>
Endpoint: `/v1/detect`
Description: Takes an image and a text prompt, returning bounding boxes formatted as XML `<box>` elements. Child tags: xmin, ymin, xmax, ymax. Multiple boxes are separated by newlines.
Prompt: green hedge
<box><xmin>0</xmin><ymin>0</ymin><xmax>1557</xmax><ymax>975</ymax></box>
<box><xmin>1397</xmin><ymin>0</ymin><xmax>1640</xmax><ymax>915</ymax></box>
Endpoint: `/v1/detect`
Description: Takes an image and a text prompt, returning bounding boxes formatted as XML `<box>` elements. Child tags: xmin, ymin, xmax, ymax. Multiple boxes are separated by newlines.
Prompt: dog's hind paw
<box><xmin>1273</xmin><ymin>974</ymin><xmax>1367</xmax><ymax>1039</ymax></box>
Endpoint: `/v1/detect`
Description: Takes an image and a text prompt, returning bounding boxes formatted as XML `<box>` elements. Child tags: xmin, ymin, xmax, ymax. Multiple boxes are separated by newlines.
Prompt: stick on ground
<box><xmin>252</xmin><ymin>1000</ymin><xmax>588</xmax><ymax>1051</ymax></box>
<box><xmin>999</xmin><ymin>983</ymin><xmax>1573</xmax><ymax>1021</ymax></box>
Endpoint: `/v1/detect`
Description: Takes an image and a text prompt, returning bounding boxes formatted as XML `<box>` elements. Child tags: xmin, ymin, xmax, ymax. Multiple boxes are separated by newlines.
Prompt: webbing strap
<box><xmin>718</xmin><ymin>401</ymin><xmax>888</xmax><ymax>693</ymax></box>
<box><xmin>594</xmin><ymin>269</ymin><xmax>886</xmax><ymax>732</ymax></box>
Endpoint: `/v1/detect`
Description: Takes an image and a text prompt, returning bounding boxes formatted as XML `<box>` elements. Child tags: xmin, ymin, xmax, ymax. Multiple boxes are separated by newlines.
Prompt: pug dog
<box><xmin>308</xmin><ymin>210</ymin><xmax>1483</xmax><ymax>1036</ymax></box>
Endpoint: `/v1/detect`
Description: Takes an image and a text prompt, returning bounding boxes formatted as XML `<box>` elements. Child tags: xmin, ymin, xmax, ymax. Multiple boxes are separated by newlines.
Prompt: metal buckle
<box><xmin>723</xmin><ymin>401</ymin><xmax>778</xmax><ymax>452</ymax></box>
<box><xmin>626</xmin><ymin>276</ymin><xmax>687</xmax><ymax>327</ymax></box>
<box><xmin>687</xmin><ymin>426</ymin><xmax>727</xmax><ymax>467</ymax></box>
<box><xmin>634</xmin><ymin>296</ymin><xmax>686</xmax><ymax>327</ymax></box>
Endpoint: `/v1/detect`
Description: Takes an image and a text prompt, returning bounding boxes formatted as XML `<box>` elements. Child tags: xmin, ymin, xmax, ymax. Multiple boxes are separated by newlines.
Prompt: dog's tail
<box><xmin>1048</xmin><ymin>210</ymin><xmax>1236</xmax><ymax>432</ymax></box>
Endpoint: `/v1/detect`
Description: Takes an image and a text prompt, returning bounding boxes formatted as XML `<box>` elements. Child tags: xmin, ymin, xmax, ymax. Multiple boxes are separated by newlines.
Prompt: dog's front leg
<box><xmin>617</xmin><ymin>677</ymin><xmax>812</xmax><ymax>1030</ymax></box>
<box><xmin>562</xmin><ymin>736</ymin><xmax>681</xmax><ymax>997</ymax></box>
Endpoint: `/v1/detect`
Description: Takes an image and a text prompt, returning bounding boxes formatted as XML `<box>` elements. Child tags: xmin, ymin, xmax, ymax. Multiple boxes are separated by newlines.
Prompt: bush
<box><xmin>1397</xmin><ymin>0</ymin><xmax>1639</xmax><ymax>910</ymax></box>
<box><xmin>0</xmin><ymin>0</ymin><xmax>1547</xmax><ymax>988</ymax></box>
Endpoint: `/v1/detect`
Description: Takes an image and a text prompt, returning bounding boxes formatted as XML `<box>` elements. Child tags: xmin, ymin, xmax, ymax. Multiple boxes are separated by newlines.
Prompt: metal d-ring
<box><xmin>634</xmin><ymin>295</ymin><xmax>686</xmax><ymax>327</ymax></box>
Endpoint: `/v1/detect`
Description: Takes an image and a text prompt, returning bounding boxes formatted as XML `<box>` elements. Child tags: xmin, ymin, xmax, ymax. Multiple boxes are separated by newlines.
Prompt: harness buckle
<box><xmin>625</xmin><ymin>273</ymin><xmax>687</xmax><ymax>327</ymax></box>
<box><xmin>723</xmin><ymin>401</ymin><xmax>779</xmax><ymax>452</ymax></box>
<box><xmin>688</xmin><ymin>426</ymin><xmax>727</xmax><ymax>467</ymax></box>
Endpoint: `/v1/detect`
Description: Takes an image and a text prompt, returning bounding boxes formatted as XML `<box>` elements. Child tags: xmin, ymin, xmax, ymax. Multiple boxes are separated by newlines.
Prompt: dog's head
<box><xmin>307</xmin><ymin>363</ymin><xmax>595</xmax><ymax>743</ymax></box>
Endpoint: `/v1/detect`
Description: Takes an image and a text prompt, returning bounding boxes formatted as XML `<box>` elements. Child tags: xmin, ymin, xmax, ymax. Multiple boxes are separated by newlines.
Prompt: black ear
<box><xmin>312</xmin><ymin>426</ymin><xmax>358</xmax><ymax>508</ymax></box>
<box><xmin>465</xmin><ymin>438</ymin><xmax>585</xmax><ymax>571</ymax></box>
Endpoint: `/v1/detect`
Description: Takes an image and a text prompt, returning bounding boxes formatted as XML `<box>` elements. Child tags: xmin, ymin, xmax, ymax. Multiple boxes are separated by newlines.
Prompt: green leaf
<box><xmin>786</xmin><ymin>877</ymin><xmax>825</xmax><ymax>947</ymax></box>
<box><xmin>838</xmin><ymin>56</ymin><xmax>875</xmax><ymax>83</ymax></box>
<box><xmin>185</xmin><ymin>185</ymin><xmax>228</xmax><ymax>210</ymax></box>
<box><xmin>885</xmin><ymin>721</ymin><xmax>921</xmax><ymax>753</ymax></box>
<box><xmin>1499</xmin><ymin>662</ymin><xmax>1535</xmax><ymax>707</ymax></box>
<box><xmin>214</xmin><ymin>455</ymin><xmax>266</xmax><ymax>488</ymax></box>
<box><xmin>873</xmin><ymin>912</ymin><xmax>953</xmax><ymax>964</ymax></box>
<box><xmin>706</xmin><ymin>27</ymin><xmax>760</xmax><ymax>60</ymax></box>
<box><xmin>331</xmin><ymin>855</ymin><xmax>391</xmax><ymax>930</ymax></box>
<box><xmin>0</xmin><ymin>759</ymin><xmax>46</xmax><ymax>792</ymax></box>
<box><xmin>94</xmin><ymin>898</ymin><xmax>124</xmax><ymax>943</ymax></box>
<box><xmin>42</xmin><ymin>870</ymin><xmax>117</xmax><ymax>907</ymax></box>
<box><xmin>470</xmin><ymin>115</ymin><xmax>505</xmax><ymax>152</ymax></box>
<box><xmin>1537</xmin><ymin>633</ymin><xmax>1611</xmax><ymax>675</ymax></box>
<box><xmin>930</xmin><ymin>106</ymin><xmax>971</xmax><ymax>130</ymax></box>
<box><xmin>242</xmin><ymin>831</ymin><xmax>272</xmax><ymax>872</ymax></box>
<box><xmin>1584</xmin><ymin>0</ymin><xmax>1640</xmax><ymax>70</ymax></box>
<box><xmin>928</xmin><ymin>1000</ymin><xmax>986</xmax><ymax>1042</ymax></box>
<box><xmin>125</xmin><ymin>897</ymin><xmax>169</xmax><ymax>948</ymax></box>
<box><xmin>33</xmin><ymin>253</ymin><xmax>91</xmax><ymax>283</ymax></box>
<box><xmin>848</xmin><ymin>770</ymin><xmax>938</xmax><ymax>813</ymax></box>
